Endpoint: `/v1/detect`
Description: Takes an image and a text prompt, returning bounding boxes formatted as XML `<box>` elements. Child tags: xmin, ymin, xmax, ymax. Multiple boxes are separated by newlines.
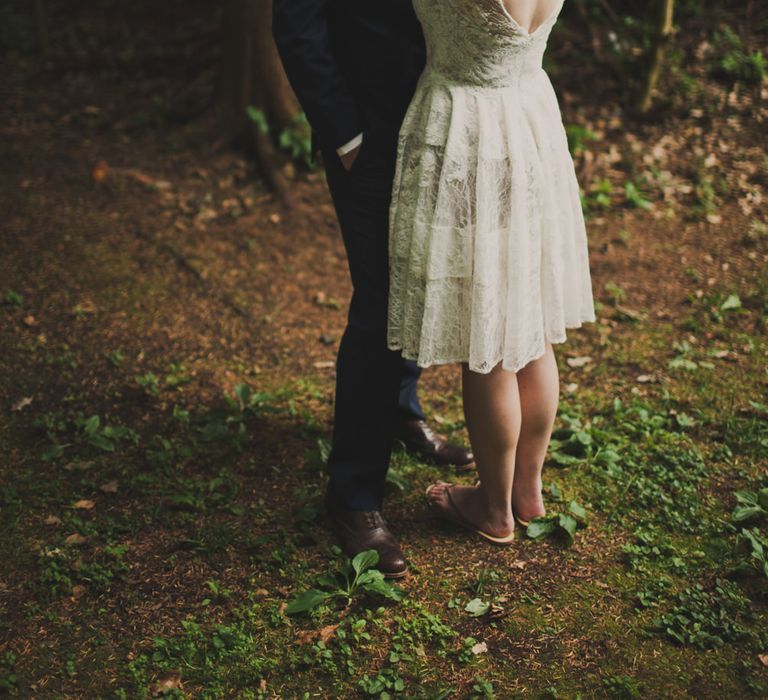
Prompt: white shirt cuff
<box><xmin>336</xmin><ymin>132</ymin><xmax>363</xmax><ymax>156</ymax></box>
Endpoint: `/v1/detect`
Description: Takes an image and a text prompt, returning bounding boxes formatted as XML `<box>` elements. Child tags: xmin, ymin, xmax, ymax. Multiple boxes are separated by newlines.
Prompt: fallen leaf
<box><xmin>758</xmin><ymin>653</ymin><xmax>768</xmax><ymax>667</ymax></box>
<box><xmin>510</xmin><ymin>559</ymin><xmax>527</xmax><ymax>569</ymax></box>
<box><xmin>64</xmin><ymin>460</ymin><xmax>95</xmax><ymax>472</ymax></box>
<box><xmin>11</xmin><ymin>396</ymin><xmax>33</xmax><ymax>411</ymax></box>
<box><xmin>313</xmin><ymin>361</ymin><xmax>335</xmax><ymax>369</ymax></box>
<box><xmin>296</xmin><ymin>629</ymin><xmax>316</xmax><ymax>644</ymax></box>
<box><xmin>72</xmin><ymin>499</ymin><xmax>95</xmax><ymax>510</ymax></box>
<box><xmin>71</xmin><ymin>584</ymin><xmax>86</xmax><ymax>599</ymax></box>
<box><xmin>99</xmin><ymin>481</ymin><xmax>118</xmax><ymax>494</ymax></box>
<box><xmin>471</xmin><ymin>641</ymin><xmax>488</xmax><ymax>655</ymax></box>
<box><xmin>150</xmin><ymin>670</ymin><xmax>182</xmax><ymax>697</ymax></box>
<box><xmin>44</xmin><ymin>515</ymin><xmax>62</xmax><ymax>526</ymax></box>
<box><xmin>636</xmin><ymin>374</ymin><xmax>657</xmax><ymax>383</ymax></box>
<box><xmin>23</xmin><ymin>315</ymin><xmax>37</xmax><ymax>327</ymax></box>
<box><xmin>92</xmin><ymin>160</ymin><xmax>109</xmax><ymax>184</ymax></box>
<box><xmin>564</xmin><ymin>382</ymin><xmax>579</xmax><ymax>394</ymax></box>
<box><xmin>319</xmin><ymin>624</ymin><xmax>339</xmax><ymax>643</ymax></box>
<box><xmin>566</xmin><ymin>356</ymin><xmax>592</xmax><ymax>368</ymax></box>
<box><xmin>65</xmin><ymin>533</ymin><xmax>87</xmax><ymax>546</ymax></box>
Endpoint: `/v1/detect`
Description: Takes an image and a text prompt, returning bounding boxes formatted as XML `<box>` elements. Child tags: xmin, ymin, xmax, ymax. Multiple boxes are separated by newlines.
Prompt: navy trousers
<box><xmin>322</xmin><ymin>135</ymin><xmax>426</xmax><ymax>511</ymax></box>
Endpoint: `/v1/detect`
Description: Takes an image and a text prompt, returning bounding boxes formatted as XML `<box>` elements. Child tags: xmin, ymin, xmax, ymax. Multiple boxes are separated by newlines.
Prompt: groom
<box><xmin>273</xmin><ymin>0</ymin><xmax>474</xmax><ymax>578</ymax></box>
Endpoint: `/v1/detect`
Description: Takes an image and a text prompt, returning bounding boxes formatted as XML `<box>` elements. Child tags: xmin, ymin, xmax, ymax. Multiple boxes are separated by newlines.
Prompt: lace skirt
<box><xmin>386</xmin><ymin>69</ymin><xmax>597</xmax><ymax>373</ymax></box>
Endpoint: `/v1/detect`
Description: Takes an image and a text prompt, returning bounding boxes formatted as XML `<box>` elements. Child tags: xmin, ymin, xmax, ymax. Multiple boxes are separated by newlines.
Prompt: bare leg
<box><xmin>427</xmin><ymin>361</ymin><xmax>520</xmax><ymax>538</ymax></box>
<box><xmin>511</xmin><ymin>342</ymin><xmax>559</xmax><ymax>521</ymax></box>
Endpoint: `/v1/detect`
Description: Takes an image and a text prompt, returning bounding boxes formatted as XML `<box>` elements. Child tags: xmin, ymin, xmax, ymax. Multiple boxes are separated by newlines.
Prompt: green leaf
<box><xmin>720</xmin><ymin>293</ymin><xmax>741</xmax><ymax>311</ymax></box>
<box><xmin>42</xmin><ymin>444</ymin><xmax>67</xmax><ymax>461</ymax></box>
<box><xmin>465</xmin><ymin>598</ymin><xmax>490</xmax><ymax>617</ymax></box>
<box><xmin>355</xmin><ymin>569</ymin><xmax>385</xmax><ymax>587</ymax></box>
<box><xmin>88</xmin><ymin>434</ymin><xmax>115</xmax><ymax>452</ymax></box>
<box><xmin>734</xmin><ymin>490</ymin><xmax>757</xmax><ymax>506</ymax></box>
<box><xmin>352</xmin><ymin>549</ymin><xmax>379</xmax><ymax>575</ymax></box>
<box><xmin>245</xmin><ymin>106</ymin><xmax>270</xmax><ymax>134</ymax></box>
<box><xmin>363</xmin><ymin>578</ymin><xmax>405</xmax><ymax>601</ymax></box>
<box><xmin>82</xmin><ymin>414</ymin><xmax>100</xmax><ymax>436</ymax></box>
<box><xmin>567</xmin><ymin>501</ymin><xmax>587</xmax><ymax>521</ymax></box>
<box><xmin>4</xmin><ymin>288</ymin><xmax>23</xmax><ymax>306</ymax></box>
<box><xmin>526</xmin><ymin>518</ymin><xmax>557</xmax><ymax>539</ymax></box>
<box><xmin>558</xmin><ymin>513</ymin><xmax>578</xmax><ymax>545</ymax></box>
<box><xmin>757</xmin><ymin>488</ymin><xmax>768</xmax><ymax>510</ymax></box>
<box><xmin>731</xmin><ymin>506</ymin><xmax>764</xmax><ymax>523</ymax></box>
<box><xmin>285</xmin><ymin>589</ymin><xmax>328</xmax><ymax>615</ymax></box>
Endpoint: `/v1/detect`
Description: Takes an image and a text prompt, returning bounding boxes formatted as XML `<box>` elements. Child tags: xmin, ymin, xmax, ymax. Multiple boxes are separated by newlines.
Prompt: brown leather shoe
<box><xmin>393</xmin><ymin>418</ymin><xmax>475</xmax><ymax>471</ymax></box>
<box><xmin>324</xmin><ymin>487</ymin><xmax>408</xmax><ymax>579</ymax></box>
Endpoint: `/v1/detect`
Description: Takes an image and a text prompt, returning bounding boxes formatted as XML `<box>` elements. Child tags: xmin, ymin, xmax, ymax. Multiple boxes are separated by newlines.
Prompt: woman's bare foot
<box><xmin>427</xmin><ymin>481</ymin><xmax>515</xmax><ymax>538</ymax></box>
<box><xmin>511</xmin><ymin>478</ymin><xmax>546</xmax><ymax>522</ymax></box>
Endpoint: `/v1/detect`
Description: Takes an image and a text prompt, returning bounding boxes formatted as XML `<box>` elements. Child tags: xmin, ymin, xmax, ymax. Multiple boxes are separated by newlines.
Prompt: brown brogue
<box><xmin>393</xmin><ymin>418</ymin><xmax>475</xmax><ymax>471</ymax></box>
<box><xmin>324</xmin><ymin>487</ymin><xmax>408</xmax><ymax>579</ymax></box>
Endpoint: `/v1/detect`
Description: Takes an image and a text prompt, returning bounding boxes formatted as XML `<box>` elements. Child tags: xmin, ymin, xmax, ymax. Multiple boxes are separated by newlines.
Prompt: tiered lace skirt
<box><xmin>387</xmin><ymin>68</ymin><xmax>597</xmax><ymax>374</ymax></box>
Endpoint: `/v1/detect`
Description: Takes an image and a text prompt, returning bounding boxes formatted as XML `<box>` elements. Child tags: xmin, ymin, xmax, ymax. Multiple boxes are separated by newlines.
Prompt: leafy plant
<box><xmin>134</xmin><ymin>371</ymin><xmax>160</xmax><ymax>397</ymax></box>
<box><xmin>653</xmin><ymin>578</ymin><xmax>762</xmax><ymax>650</ymax></box>
<box><xmin>624</xmin><ymin>180</ymin><xmax>652</xmax><ymax>210</ymax></box>
<box><xmin>709</xmin><ymin>27</ymin><xmax>767</xmax><ymax>84</ymax></box>
<box><xmin>731</xmin><ymin>488</ymin><xmax>768</xmax><ymax>525</ymax></box>
<box><xmin>733</xmin><ymin>528</ymin><xmax>768</xmax><ymax>579</ymax></box>
<box><xmin>3</xmin><ymin>288</ymin><xmax>22</xmax><ymax>306</ymax></box>
<box><xmin>524</xmin><ymin>500</ymin><xmax>588</xmax><ymax>546</ymax></box>
<box><xmin>285</xmin><ymin>549</ymin><xmax>405</xmax><ymax>615</ymax></box>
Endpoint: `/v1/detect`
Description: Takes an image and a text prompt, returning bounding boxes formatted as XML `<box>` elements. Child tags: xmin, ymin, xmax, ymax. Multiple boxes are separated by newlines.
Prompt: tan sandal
<box><xmin>425</xmin><ymin>481</ymin><xmax>515</xmax><ymax>545</ymax></box>
<box><xmin>473</xmin><ymin>479</ymin><xmax>540</xmax><ymax>527</ymax></box>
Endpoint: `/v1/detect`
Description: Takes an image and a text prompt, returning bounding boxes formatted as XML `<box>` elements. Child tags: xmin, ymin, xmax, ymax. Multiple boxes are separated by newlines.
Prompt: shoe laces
<box><xmin>418</xmin><ymin>420</ymin><xmax>441</xmax><ymax>442</ymax></box>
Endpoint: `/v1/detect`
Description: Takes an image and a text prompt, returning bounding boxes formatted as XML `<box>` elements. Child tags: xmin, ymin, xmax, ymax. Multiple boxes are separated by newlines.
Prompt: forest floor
<box><xmin>1</xmin><ymin>1</ymin><xmax>767</xmax><ymax>698</ymax></box>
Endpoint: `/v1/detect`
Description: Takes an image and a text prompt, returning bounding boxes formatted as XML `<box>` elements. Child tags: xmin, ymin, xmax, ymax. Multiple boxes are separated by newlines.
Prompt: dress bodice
<box><xmin>412</xmin><ymin>0</ymin><xmax>565</xmax><ymax>87</ymax></box>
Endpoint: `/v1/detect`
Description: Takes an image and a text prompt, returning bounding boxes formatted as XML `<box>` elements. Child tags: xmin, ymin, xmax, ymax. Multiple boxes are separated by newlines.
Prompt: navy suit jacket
<box><xmin>272</xmin><ymin>0</ymin><xmax>426</xmax><ymax>158</ymax></box>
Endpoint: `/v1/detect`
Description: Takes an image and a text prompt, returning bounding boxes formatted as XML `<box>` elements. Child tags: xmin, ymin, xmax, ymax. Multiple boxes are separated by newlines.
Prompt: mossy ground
<box><xmin>1</xmin><ymin>1</ymin><xmax>767</xmax><ymax>698</ymax></box>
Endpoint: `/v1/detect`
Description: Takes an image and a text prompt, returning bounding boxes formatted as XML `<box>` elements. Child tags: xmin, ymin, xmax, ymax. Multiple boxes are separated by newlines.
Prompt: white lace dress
<box><xmin>387</xmin><ymin>0</ymin><xmax>596</xmax><ymax>373</ymax></box>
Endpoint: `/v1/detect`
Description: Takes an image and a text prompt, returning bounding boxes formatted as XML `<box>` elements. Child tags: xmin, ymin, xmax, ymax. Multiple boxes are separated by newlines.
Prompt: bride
<box><xmin>387</xmin><ymin>0</ymin><xmax>597</xmax><ymax>544</ymax></box>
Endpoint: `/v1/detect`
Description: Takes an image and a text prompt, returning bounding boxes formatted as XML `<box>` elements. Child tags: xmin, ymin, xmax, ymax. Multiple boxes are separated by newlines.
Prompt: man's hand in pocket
<box><xmin>340</xmin><ymin>143</ymin><xmax>362</xmax><ymax>171</ymax></box>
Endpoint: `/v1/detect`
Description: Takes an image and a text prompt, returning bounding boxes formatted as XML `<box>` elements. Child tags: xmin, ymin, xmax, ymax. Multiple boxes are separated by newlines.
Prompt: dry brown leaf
<box><xmin>99</xmin><ymin>481</ymin><xmax>119</xmax><ymax>494</ymax></box>
<box><xmin>150</xmin><ymin>670</ymin><xmax>182</xmax><ymax>697</ymax></box>
<box><xmin>296</xmin><ymin>630</ymin><xmax>316</xmax><ymax>644</ymax></box>
<box><xmin>318</xmin><ymin>624</ymin><xmax>339</xmax><ymax>644</ymax></box>
<box><xmin>92</xmin><ymin>160</ymin><xmax>109</xmax><ymax>184</ymax></box>
<box><xmin>313</xmin><ymin>361</ymin><xmax>335</xmax><ymax>369</ymax></box>
<box><xmin>44</xmin><ymin>515</ymin><xmax>62</xmax><ymax>526</ymax></box>
<box><xmin>73</xmin><ymin>499</ymin><xmax>95</xmax><ymax>510</ymax></box>
<box><xmin>11</xmin><ymin>396</ymin><xmax>33</xmax><ymax>411</ymax></box>
<box><xmin>758</xmin><ymin>653</ymin><xmax>768</xmax><ymax>667</ymax></box>
<box><xmin>65</xmin><ymin>533</ymin><xmax>87</xmax><ymax>546</ymax></box>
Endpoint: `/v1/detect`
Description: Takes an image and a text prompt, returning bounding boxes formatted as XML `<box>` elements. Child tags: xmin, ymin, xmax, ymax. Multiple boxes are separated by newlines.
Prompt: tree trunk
<box><xmin>214</xmin><ymin>0</ymin><xmax>301</xmax><ymax>202</ymax></box>
<box><xmin>637</xmin><ymin>0</ymin><xmax>676</xmax><ymax>115</ymax></box>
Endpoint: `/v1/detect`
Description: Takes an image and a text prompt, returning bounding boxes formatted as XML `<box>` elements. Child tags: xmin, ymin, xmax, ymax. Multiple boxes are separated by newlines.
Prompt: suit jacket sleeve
<box><xmin>272</xmin><ymin>0</ymin><xmax>363</xmax><ymax>154</ymax></box>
